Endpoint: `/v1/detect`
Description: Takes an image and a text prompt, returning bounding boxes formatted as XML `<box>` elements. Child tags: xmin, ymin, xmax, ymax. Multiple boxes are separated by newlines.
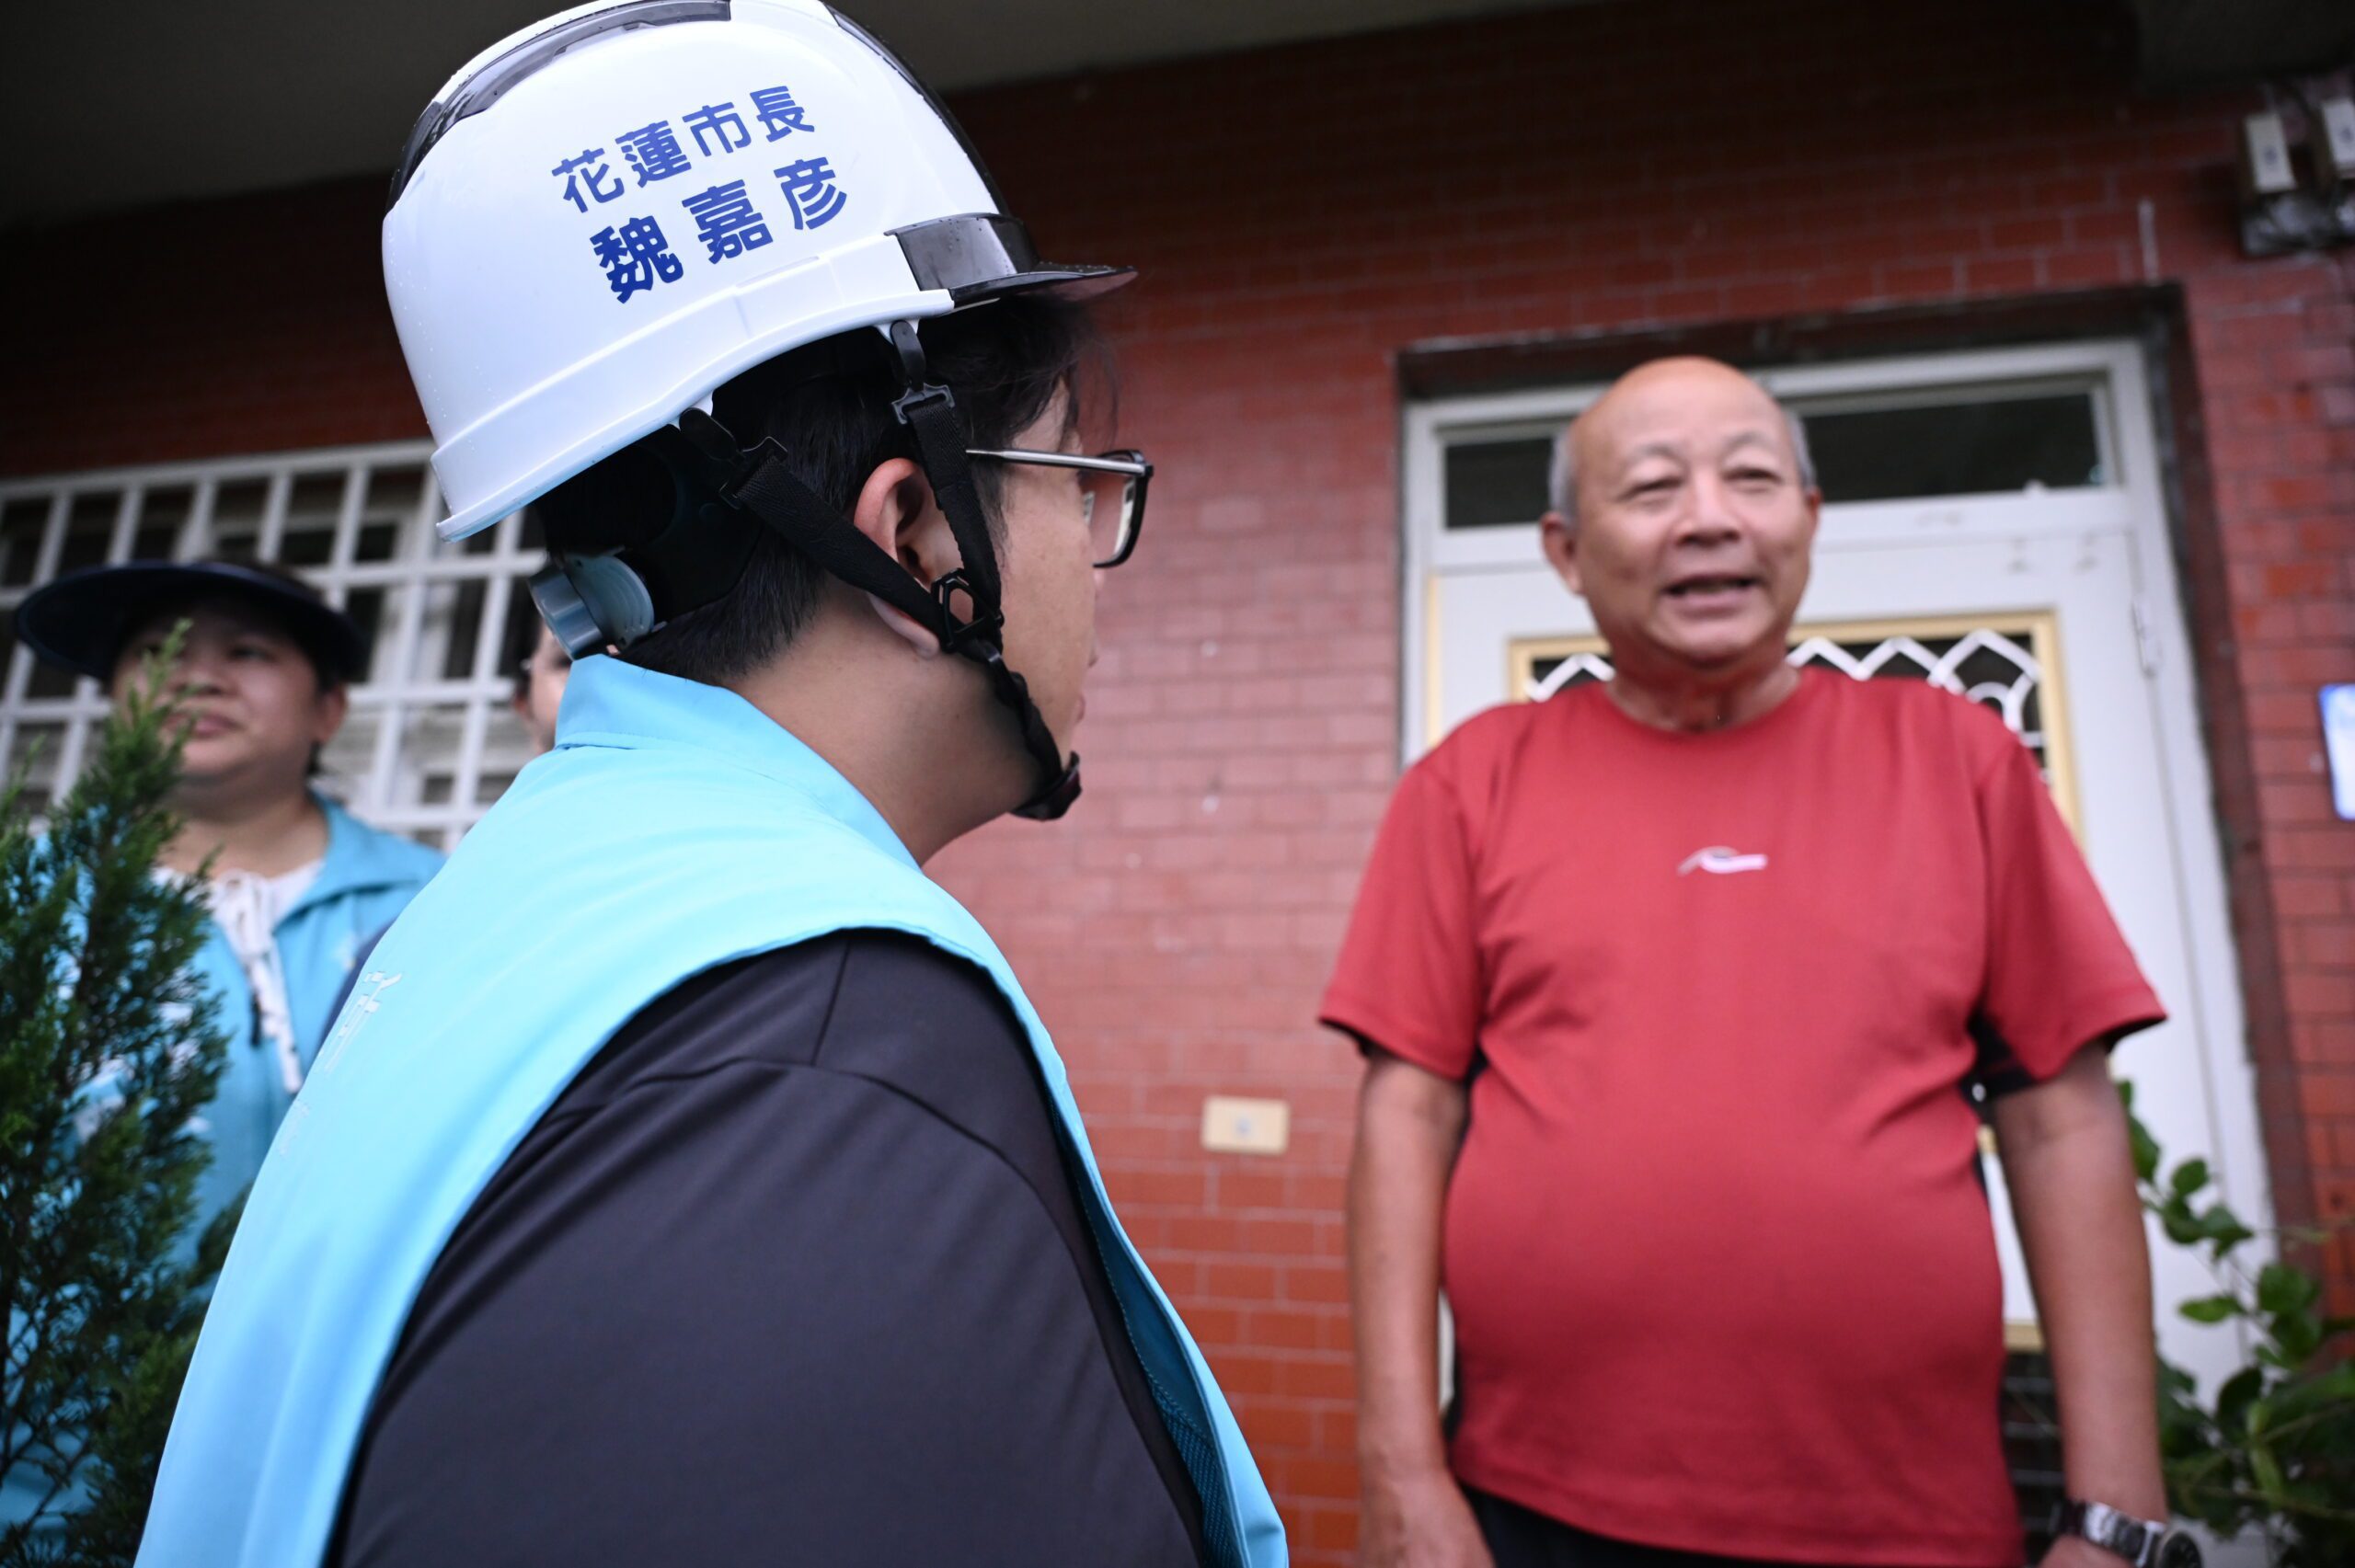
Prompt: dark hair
<box><xmin>535</xmin><ymin>296</ymin><xmax>1103</xmax><ymax>687</ymax></box>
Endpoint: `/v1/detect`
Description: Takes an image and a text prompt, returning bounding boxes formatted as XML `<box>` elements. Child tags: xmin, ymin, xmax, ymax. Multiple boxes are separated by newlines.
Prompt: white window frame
<box><xmin>0</xmin><ymin>441</ymin><xmax>543</xmax><ymax>850</ymax></box>
<box><xmin>1405</xmin><ymin>340</ymin><xmax>2148</xmax><ymax>578</ymax></box>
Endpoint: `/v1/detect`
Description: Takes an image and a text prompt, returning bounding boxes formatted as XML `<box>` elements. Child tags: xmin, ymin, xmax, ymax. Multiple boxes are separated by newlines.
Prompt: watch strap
<box><xmin>2051</xmin><ymin>1499</ymin><xmax>2164</xmax><ymax>1568</ymax></box>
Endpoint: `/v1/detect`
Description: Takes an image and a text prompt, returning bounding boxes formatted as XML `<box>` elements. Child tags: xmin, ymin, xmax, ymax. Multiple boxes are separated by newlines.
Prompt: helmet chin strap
<box><xmin>670</xmin><ymin>323</ymin><xmax>1079</xmax><ymax>821</ymax></box>
<box><xmin>880</xmin><ymin>323</ymin><xmax>1080</xmax><ymax>822</ymax></box>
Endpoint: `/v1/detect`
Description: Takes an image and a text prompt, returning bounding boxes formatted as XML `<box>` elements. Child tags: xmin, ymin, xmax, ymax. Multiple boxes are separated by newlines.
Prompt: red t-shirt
<box><xmin>1321</xmin><ymin>670</ymin><xmax>2164</xmax><ymax>1566</ymax></box>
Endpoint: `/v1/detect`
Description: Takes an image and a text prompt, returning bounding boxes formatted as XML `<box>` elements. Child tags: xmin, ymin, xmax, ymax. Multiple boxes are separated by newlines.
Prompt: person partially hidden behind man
<box><xmin>1329</xmin><ymin>357</ymin><xmax>2185</xmax><ymax>1568</ymax></box>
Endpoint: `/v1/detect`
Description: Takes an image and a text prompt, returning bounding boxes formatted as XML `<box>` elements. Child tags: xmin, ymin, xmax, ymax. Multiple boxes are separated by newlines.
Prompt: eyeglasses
<box><xmin>963</xmin><ymin>448</ymin><xmax>1152</xmax><ymax>568</ymax></box>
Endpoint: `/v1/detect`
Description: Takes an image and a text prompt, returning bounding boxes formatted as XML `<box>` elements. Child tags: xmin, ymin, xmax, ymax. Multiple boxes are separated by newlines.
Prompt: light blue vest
<box><xmin>183</xmin><ymin>794</ymin><xmax>444</xmax><ymax>1229</ymax></box>
<box><xmin>139</xmin><ymin>658</ymin><xmax>1286</xmax><ymax>1568</ymax></box>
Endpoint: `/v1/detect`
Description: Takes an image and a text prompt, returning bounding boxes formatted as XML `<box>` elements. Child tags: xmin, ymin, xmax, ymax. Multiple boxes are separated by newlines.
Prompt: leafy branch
<box><xmin>2125</xmin><ymin>1082</ymin><xmax>2355</xmax><ymax>1567</ymax></box>
<box><xmin>2</xmin><ymin>633</ymin><xmax>234</xmax><ymax>1567</ymax></box>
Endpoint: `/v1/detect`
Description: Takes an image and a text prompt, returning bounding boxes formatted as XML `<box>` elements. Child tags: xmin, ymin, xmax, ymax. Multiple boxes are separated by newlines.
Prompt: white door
<box><xmin>1403</xmin><ymin>341</ymin><xmax>2267</xmax><ymax>1393</ymax></box>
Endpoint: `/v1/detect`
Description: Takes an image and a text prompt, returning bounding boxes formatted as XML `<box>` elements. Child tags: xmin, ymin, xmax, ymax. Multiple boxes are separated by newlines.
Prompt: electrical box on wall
<box><xmin>2237</xmin><ymin>96</ymin><xmax>2355</xmax><ymax>257</ymax></box>
<box><xmin>2317</xmin><ymin>96</ymin><xmax>2355</xmax><ymax>187</ymax></box>
<box><xmin>2240</xmin><ymin>110</ymin><xmax>2297</xmax><ymax>196</ymax></box>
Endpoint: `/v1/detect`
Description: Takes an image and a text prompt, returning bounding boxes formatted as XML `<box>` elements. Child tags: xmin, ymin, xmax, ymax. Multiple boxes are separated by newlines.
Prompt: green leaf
<box><xmin>2257</xmin><ymin>1261</ymin><xmax>2322</xmax><ymax>1319</ymax></box>
<box><xmin>2197</xmin><ymin>1200</ymin><xmax>2249</xmax><ymax>1239</ymax></box>
<box><xmin>2129</xmin><ymin>1115</ymin><xmax>2161</xmax><ymax>1184</ymax></box>
<box><xmin>2215</xmin><ymin>1366</ymin><xmax>2267</xmax><ymax>1432</ymax></box>
<box><xmin>2180</xmin><ymin>1294</ymin><xmax>2243</xmax><ymax>1324</ymax></box>
<box><xmin>2203</xmin><ymin>1217</ymin><xmax>2257</xmax><ymax>1262</ymax></box>
<box><xmin>2270</xmin><ymin>1310</ymin><xmax>2322</xmax><ymax>1367</ymax></box>
<box><xmin>2170</xmin><ymin>1157</ymin><xmax>2211</xmax><ymax>1197</ymax></box>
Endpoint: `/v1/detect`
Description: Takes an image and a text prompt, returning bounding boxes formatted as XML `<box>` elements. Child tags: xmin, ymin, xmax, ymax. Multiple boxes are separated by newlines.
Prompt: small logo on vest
<box><xmin>312</xmin><ymin>970</ymin><xmax>403</xmax><ymax>1082</ymax></box>
<box><xmin>1678</xmin><ymin>845</ymin><xmax>1769</xmax><ymax>876</ymax></box>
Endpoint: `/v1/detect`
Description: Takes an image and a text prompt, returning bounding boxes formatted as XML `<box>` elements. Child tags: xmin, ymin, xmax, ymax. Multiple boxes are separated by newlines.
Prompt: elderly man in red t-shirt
<box><xmin>1327</xmin><ymin>358</ymin><xmax>2178</xmax><ymax>1568</ymax></box>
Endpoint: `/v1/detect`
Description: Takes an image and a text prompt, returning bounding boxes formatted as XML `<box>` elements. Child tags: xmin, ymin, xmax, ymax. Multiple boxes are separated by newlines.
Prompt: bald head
<box><xmin>1548</xmin><ymin>358</ymin><xmax>1815</xmax><ymax>532</ymax></box>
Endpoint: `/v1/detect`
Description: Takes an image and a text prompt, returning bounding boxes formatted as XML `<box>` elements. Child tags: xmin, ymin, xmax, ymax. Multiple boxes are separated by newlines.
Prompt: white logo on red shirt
<box><xmin>1678</xmin><ymin>845</ymin><xmax>1769</xmax><ymax>876</ymax></box>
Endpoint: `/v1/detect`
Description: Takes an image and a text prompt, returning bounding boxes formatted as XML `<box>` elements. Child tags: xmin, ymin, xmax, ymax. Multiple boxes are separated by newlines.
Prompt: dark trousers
<box><xmin>1465</xmin><ymin>1485</ymin><xmax>1846</xmax><ymax>1568</ymax></box>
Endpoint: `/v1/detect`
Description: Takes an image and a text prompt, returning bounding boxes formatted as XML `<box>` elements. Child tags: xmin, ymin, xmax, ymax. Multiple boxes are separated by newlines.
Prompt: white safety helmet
<box><xmin>384</xmin><ymin>0</ymin><xmax>1133</xmax><ymax>818</ymax></box>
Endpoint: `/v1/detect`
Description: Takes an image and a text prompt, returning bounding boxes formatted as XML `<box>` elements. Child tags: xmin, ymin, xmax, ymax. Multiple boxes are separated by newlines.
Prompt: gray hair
<box><xmin>1547</xmin><ymin>402</ymin><xmax>1818</xmax><ymax>530</ymax></box>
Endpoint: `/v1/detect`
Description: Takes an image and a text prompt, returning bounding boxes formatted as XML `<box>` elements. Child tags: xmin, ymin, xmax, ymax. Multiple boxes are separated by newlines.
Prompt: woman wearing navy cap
<box><xmin>15</xmin><ymin>558</ymin><xmax>444</xmax><ymax>1230</ymax></box>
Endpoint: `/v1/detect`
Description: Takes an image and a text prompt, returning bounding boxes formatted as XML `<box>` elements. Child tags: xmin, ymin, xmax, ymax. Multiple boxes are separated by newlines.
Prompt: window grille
<box><xmin>0</xmin><ymin>444</ymin><xmax>545</xmax><ymax>851</ymax></box>
<box><xmin>1508</xmin><ymin>611</ymin><xmax>2084</xmax><ymax>834</ymax></box>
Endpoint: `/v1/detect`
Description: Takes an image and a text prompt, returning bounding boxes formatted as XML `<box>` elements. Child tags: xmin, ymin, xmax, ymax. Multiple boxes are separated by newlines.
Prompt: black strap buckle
<box><xmin>716</xmin><ymin>435</ymin><xmax>791</xmax><ymax>506</ymax></box>
<box><xmin>888</xmin><ymin>318</ymin><xmax>959</xmax><ymax>426</ymax></box>
<box><xmin>931</xmin><ymin>569</ymin><xmax>1004</xmax><ymax>653</ymax></box>
<box><xmin>891</xmin><ymin>381</ymin><xmax>956</xmax><ymax>426</ymax></box>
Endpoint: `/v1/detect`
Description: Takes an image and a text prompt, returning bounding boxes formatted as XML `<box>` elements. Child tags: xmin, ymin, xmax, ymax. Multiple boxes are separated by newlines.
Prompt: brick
<box><xmin>2291</xmin><ymin>1020</ymin><xmax>2355</xmax><ymax>1064</ymax></box>
<box><xmin>2287</xmin><ymin>973</ymin><xmax>2355</xmax><ymax>1018</ymax></box>
<box><xmin>2289</xmin><ymin>922</ymin><xmax>2355</xmax><ymax>969</ymax></box>
<box><xmin>1275</xmin><ymin>1356</ymin><xmax>1358</xmax><ymax>1402</ymax></box>
<box><xmin>1109</xmin><ymin>1165</ymin><xmax>1210</xmax><ymax>1209</ymax></box>
<box><xmin>1283</xmin><ymin>1262</ymin><xmax>1352</xmax><ymax>1304</ymax></box>
<box><xmin>1205</xmin><ymin>1259</ymin><xmax>1281</xmax><ymax>1299</ymax></box>
<box><xmin>2275</xmin><ymin>877</ymin><xmax>2348</xmax><ymax>920</ymax></box>
<box><xmin>1245</xmin><ymin>1306</ymin><xmax>1329</xmax><ymax>1351</ymax></box>
<box><xmin>1237</xmin><ymin>1399</ymin><xmax>1316</xmax><ymax>1452</ymax></box>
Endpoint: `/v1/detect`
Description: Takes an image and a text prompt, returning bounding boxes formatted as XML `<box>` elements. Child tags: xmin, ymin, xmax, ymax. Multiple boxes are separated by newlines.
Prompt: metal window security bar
<box><xmin>0</xmin><ymin>444</ymin><xmax>547</xmax><ymax>850</ymax></box>
<box><xmin>1511</xmin><ymin>612</ymin><xmax>2083</xmax><ymax>832</ymax></box>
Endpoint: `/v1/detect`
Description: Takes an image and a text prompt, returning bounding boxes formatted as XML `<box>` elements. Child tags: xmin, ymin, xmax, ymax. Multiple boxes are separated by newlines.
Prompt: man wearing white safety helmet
<box><xmin>137</xmin><ymin>5</ymin><xmax>1285</xmax><ymax>1566</ymax></box>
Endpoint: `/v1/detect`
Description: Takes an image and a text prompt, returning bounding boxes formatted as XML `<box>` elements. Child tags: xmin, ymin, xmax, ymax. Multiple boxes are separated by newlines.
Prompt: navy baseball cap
<box><xmin>15</xmin><ymin>559</ymin><xmax>368</xmax><ymax>684</ymax></box>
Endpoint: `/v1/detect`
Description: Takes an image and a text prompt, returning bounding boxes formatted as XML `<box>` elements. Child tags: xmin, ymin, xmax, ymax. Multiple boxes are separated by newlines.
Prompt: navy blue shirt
<box><xmin>329</xmin><ymin>932</ymin><xmax>1205</xmax><ymax>1566</ymax></box>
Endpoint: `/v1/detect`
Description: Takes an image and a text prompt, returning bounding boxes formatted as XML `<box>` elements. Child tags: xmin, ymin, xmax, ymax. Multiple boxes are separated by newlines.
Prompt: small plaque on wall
<box><xmin>1201</xmin><ymin>1095</ymin><xmax>1290</xmax><ymax>1156</ymax></box>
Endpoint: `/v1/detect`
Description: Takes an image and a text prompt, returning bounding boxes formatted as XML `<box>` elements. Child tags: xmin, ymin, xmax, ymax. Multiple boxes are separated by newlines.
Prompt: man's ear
<box><xmin>1540</xmin><ymin>511</ymin><xmax>1586</xmax><ymax>596</ymax></box>
<box><xmin>848</xmin><ymin>456</ymin><xmax>963</xmax><ymax>657</ymax></box>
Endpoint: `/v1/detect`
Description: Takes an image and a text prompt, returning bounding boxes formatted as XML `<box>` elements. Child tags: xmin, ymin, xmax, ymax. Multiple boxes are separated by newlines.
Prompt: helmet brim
<box><xmin>952</xmin><ymin>263</ymin><xmax>1134</xmax><ymax>305</ymax></box>
<box><xmin>893</xmin><ymin>213</ymin><xmax>1132</xmax><ymax>306</ymax></box>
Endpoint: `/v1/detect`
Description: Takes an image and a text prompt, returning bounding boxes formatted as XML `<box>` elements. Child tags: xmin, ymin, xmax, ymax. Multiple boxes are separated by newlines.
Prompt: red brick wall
<box><xmin>6</xmin><ymin>1</ymin><xmax>2353</xmax><ymax>1559</ymax></box>
<box><xmin>1</xmin><ymin>179</ymin><xmax>419</xmax><ymax>471</ymax></box>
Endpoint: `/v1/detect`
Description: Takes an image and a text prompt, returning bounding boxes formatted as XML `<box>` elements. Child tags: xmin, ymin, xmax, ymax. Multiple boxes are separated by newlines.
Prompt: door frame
<box><xmin>1398</xmin><ymin>335</ymin><xmax>2272</xmax><ymax>1253</ymax></box>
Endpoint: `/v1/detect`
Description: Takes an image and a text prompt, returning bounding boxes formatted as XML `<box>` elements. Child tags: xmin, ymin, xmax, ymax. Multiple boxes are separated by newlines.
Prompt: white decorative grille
<box><xmin>1522</xmin><ymin>617</ymin><xmax>2058</xmax><ymax>775</ymax></box>
<box><xmin>0</xmin><ymin>445</ymin><xmax>546</xmax><ymax>850</ymax></box>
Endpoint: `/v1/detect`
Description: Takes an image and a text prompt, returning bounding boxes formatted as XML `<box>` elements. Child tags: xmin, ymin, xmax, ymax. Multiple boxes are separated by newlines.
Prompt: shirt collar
<box><xmin>551</xmin><ymin>655</ymin><xmax>917</xmax><ymax>870</ymax></box>
<box><xmin>291</xmin><ymin>793</ymin><xmax>438</xmax><ymax>917</ymax></box>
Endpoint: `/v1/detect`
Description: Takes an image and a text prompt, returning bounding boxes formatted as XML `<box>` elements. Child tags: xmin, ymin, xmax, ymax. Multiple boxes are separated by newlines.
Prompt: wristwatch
<box><xmin>2050</xmin><ymin>1500</ymin><xmax>2202</xmax><ymax>1568</ymax></box>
